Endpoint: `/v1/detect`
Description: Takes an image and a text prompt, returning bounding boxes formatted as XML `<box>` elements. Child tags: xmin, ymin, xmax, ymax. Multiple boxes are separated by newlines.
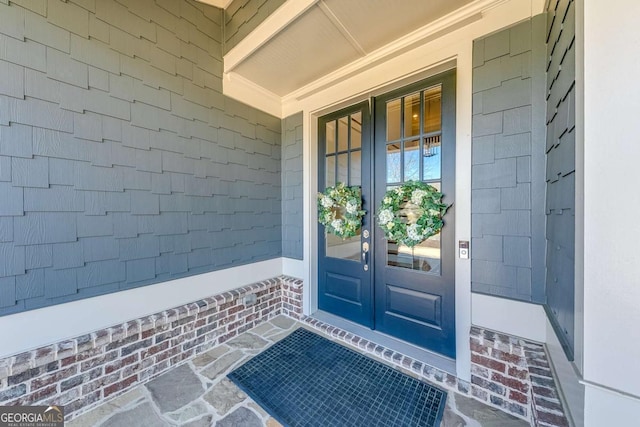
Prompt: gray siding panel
<box><xmin>0</xmin><ymin>0</ymin><xmax>282</xmax><ymax>316</ymax></box>
<box><xmin>224</xmin><ymin>0</ymin><xmax>286</xmax><ymax>53</ymax></box>
<box><xmin>471</xmin><ymin>17</ymin><xmax>547</xmax><ymax>302</ymax></box>
<box><xmin>545</xmin><ymin>0</ymin><xmax>576</xmax><ymax>356</ymax></box>
<box><xmin>281</xmin><ymin>112</ymin><xmax>303</xmax><ymax>260</ymax></box>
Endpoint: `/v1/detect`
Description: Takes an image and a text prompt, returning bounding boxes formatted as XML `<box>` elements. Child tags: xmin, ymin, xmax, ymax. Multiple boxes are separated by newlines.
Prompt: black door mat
<box><xmin>228</xmin><ymin>327</ymin><xmax>447</xmax><ymax>427</ymax></box>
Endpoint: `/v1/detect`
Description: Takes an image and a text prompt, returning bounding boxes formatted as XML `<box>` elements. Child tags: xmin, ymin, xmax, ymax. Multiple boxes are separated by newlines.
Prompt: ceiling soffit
<box><xmin>224</xmin><ymin>0</ymin><xmax>519</xmax><ymax>113</ymax></box>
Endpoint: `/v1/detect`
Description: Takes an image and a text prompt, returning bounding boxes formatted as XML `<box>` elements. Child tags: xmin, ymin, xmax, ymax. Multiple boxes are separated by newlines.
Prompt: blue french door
<box><xmin>317</xmin><ymin>102</ymin><xmax>373</xmax><ymax>327</ymax></box>
<box><xmin>318</xmin><ymin>70</ymin><xmax>456</xmax><ymax>358</ymax></box>
<box><xmin>373</xmin><ymin>71</ymin><xmax>456</xmax><ymax>358</ymax></box>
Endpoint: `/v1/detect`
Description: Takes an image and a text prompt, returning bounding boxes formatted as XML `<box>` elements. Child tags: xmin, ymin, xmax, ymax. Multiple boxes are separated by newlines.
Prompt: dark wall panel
<box><xmin>471</xmin><ymin>16</ymin><xmax>547</xmax><ymax>302</ymax></box>
<box><xmin>281</xmin><ymin>112</ymin><xmax>303</xmax><ymax>260</ymax></box>
<box><xmin>0</xmin><ymin>0</ymin><xmax>282</xmax><ymax>315</ymax></box>
<box><xmin>545</xmin><ymin>0</ymin><xmax>576</xmax><ymax>358</ymax></box>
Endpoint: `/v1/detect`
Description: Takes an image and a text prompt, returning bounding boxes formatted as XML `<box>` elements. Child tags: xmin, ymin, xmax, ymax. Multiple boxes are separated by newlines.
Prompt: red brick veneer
<box><xmin>470</xmin><ymin>326</ymin><xmax>570</xmax><ymax>426</ymax></box>
<box><xmin>0</xmin><ymin>276</ymin><xmax>303</xmax><ymax>420</ymax></box>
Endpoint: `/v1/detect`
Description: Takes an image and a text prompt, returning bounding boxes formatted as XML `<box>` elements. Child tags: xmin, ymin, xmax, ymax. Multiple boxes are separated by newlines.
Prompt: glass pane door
<box><xmin>324</xmin><ymin>111</ymin><xmax>363</xmax><ymax>261</ymax></box>
<box><xmin>384</xmin><ymin>85</ymin><xmax>443</xmax><ymax>274</ymax></box>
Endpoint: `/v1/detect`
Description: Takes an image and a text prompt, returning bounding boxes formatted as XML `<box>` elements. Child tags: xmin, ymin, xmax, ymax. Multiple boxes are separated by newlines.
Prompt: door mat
<box><xmin>227</xmin><ymin>328</ymin><xmax>447</xmax><ymax>427</ymax></box>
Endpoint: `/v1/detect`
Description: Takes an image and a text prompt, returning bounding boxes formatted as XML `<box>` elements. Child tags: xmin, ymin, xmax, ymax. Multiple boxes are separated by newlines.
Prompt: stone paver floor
<box><xmin>68</xmin><ymin>316</ymin><xmax>529</xmax><ymax>427</ymax></box>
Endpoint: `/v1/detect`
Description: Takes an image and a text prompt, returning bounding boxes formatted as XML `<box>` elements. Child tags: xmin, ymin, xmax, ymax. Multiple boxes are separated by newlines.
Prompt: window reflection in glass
<box><xmin>386</xmin><ymin>99</ymin><xmax>401</xmax><ymax>141</ymax></box>
<box><xmin>326</xmin><ymin>121</ymin><xmax>336</xmax><ymax>154</ymax></box>
<box><xmin>386</xmin><ymin>143</ymin><xmax>401</xmax><ymax>183</ymax></box>
<box><xmin>351</xmin><ymin>112</ymin><xmax>362</xmax><ymax>149</ymax></box>
<box><xmin>424</xmin><ymin>86</ymin><xmax>442</xmax><ymax>133</ymax></box>
<box><xmin>404</xmin><ymin>140</ymin><xmax>420</xmax><ymax>181</ymax></box>
<box><xmin>404</xmin><ymin>92</ymin><xmax>421</xmax><ymax>138</ymax></box>
<box><xmin>337</xmin><ymin>117</ymin><xmax>349</xmax><ymax>152</ymax></box>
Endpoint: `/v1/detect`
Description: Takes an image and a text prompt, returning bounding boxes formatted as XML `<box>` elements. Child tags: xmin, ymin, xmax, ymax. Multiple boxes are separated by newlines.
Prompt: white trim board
<box><xmin>471</xmin><ymin>293</ymin><xmax>547</xmax><ymax>342</ymax></box>
<box><xmin>0</xmin><ymin>258</ymin><xmax>285</xmax><ymax>359</ymax></box>
<box><xmin>196</xmin><ymin>0</ymin><xmax>233</xmax><ymax>9</ymax></box>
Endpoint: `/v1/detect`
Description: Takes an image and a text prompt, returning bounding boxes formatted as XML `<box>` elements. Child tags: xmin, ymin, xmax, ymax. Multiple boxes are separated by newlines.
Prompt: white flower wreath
<box><xmin>377</xmin><ymin>181</ymin><xmax>450</xmax><ymax>247</ymax></box>
<box><xmin>317</xmin><ymin>182</ymin><xmax>365</xmax><ymax>239</ymax></box>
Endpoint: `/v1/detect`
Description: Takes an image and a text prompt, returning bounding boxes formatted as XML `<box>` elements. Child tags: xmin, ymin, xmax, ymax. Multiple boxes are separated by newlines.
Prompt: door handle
<box><xmin>362</xmin><ymin>242</ymin><xmax>369</xmax><ymax>270</ymax></box>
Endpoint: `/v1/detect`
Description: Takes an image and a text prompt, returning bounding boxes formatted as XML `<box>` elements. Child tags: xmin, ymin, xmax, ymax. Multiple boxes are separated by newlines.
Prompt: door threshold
<box><xmin>312</xmin><ymin>311</ymin><xmax>456</xmax><ymax>376</ymax></box>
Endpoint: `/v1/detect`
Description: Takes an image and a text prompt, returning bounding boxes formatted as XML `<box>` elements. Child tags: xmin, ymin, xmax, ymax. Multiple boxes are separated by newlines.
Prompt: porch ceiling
<box><xmin>224</xmin><ymin>0</ymin><xmax>475</xmax><ymax>98</ymax></box>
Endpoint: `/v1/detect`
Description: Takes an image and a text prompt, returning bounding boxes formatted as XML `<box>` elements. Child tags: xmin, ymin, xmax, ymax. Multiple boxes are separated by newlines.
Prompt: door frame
<box><xmin>302</xmin><ymin>59</ymin><xmax>473</xmax><ymax>380</ymax></box>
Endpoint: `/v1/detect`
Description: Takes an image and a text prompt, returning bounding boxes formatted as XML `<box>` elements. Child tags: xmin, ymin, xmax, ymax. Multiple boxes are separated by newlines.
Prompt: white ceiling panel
<box><xmin>323</xmin><ymin>0</ymin><xmax>474</xmax><ymax>53</ymax></box>
<box><xmin>228</xmin><ymin>0</ymin><xmax>480</xmax><ymax>98</ymax></box>
<box><xmin>233</xmin><ymin>6</ymin><xmax>363</xmax><ymax>96</ymax></box>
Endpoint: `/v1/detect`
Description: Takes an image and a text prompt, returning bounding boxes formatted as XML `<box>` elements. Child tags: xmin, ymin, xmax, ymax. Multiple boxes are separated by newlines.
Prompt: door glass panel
<box><xmin>404</xmin><ymin>140</ymin><xmax>420</xmax><ymax>181</ymax></box>
<box><xmin>325</xmin><ymin>155</ymin><xmax>335</xmax><ymax>187</ymax></box>
<box><xmin>326</xmin><ymin>233</ymin><xmax>361</xmax><ymax>260</ymax></box>
<box><xmin>323</xmin><ymin>109</ymin><xmax>364</xmax><ymax>262</ymax></box>
<box><xmin>383</xmin><ymin>83</ymin><xmax>445</xmax><ymax>273</ymax></box>
<box><xmin>386</xmin><ymin>143</ymin><xmax>401</xmax><ymax>183</ymax></box>
<box><xmin>350</xmin><ymin>150</ymin><xmax>362</xmax><ymax>186</ymax></box>
<box><xmin>424</xmin><ymin>86</ymin><xmax>442</xmax><ymax>133</ymax></box>
<box><xmin>388</xmin><ymin>238</ymin><xmax>441</xmax><ymax>274</ymax></box>
<box><xmin>404</xmin><ymin>92</ymin><xmax>421</xmax><ymax>138</ymax></box>
<box><xmin>351</xmin><ymin>113</ymin><xmax>362</xmax><ymax>149</ymax></box>
<box><xmin>423</xmin><ymin>135</ymin><xmax>441</xmax><ymax>180</ymax></box>
<box><xmin>337</xmin><ymin>117</ymin><xmax>349</xmax><ymax>152</ymax></box>
<box><xmin>386</xmin><ymin>180</ymin><xmax>441</xmax><ymax>273</ymax></box>
<box><xmin>337</xmin><ymin>153</ymin><xmax>348</xmax><ymax>184</ymax></box>
<box><xmin>386</xmin><ymin>99</ymin><xmax>401</xmax><ymax>141</ymax></box>
<box><xmin>326</xmin><ymin>185</ymin><xmax>362</xmax><ymax>260</ymax></box>
<box><xmin>326</xmin><ymin>121</ymin><xmax>336</xmax><ymax>154</ymax></box>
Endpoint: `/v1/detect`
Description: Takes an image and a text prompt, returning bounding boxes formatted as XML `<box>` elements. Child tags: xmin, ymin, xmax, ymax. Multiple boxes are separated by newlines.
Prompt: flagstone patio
<box><xmin>67</xmin><ymin>315</ymin><xmax>529</xmax><ymax>427</ymax></box>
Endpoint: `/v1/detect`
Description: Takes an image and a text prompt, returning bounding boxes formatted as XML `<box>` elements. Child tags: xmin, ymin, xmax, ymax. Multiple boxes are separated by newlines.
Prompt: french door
<box><xmin>318</xmin><ymin>70</ymin><xmax>456</xmax><ymax>358</ymax></box>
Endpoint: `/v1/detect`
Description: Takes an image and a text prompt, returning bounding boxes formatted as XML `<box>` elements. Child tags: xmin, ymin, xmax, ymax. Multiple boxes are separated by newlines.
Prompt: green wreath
<box><xmin>377</xmin><ymin>181</ymin><xmax>450</xmax><ymax>247</ymax></box>
<box><xmin>317</xmin><ymin>182</ymin><xmax>365</xmax><ymax>239</ymax></box>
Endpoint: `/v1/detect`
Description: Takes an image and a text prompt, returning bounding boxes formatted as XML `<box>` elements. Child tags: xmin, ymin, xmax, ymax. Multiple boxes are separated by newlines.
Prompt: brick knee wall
<box><xmin>0</xmin><ymin>276</ymin><xmax>303</xmax><ymax>420</ymax></box>
<box><xmin>470</xmin><ymin>326</ymin><xmax>570</xmax><ymax>426</ymax></box>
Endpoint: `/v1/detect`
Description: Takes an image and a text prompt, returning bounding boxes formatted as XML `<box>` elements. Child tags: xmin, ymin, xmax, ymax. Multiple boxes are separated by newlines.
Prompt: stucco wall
<box><xmin>0</xmin><ymin>0</ymin><xmax>282</xmax><ymax>316</ymax></box>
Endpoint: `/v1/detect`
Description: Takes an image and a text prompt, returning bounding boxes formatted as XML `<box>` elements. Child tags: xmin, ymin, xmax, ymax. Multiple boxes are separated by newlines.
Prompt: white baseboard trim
<box><xmin>282</xmin><ymin>257</ymin><xmax>304</xmax><ymax>279</ymax></box>
<box><xmin>471</xmin><ymin>293</ymin><xmax>547</xmax><ymax>342</ymax></box>
<box><xmin>0</xmin><ymin>258</ymin><xmax>284</xmax><ymax>358</ymax></box>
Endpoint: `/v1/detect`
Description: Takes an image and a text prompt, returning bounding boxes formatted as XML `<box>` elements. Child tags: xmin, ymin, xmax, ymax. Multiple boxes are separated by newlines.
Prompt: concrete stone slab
<box><xmin>191</xmin><ymin>344</ymin><xmax>230</xmax><ymax>369</ymax></box>
<box><xmin>443</xmin><ymin>403</ymin><xmax>470</xmax><ymax>427</ymax></box>
<box><xmin>216</xmin><ymin>407</ymin><xmax>261</xmax><ymax>427</ymax></box>
<box><xmin>249</xmin><ymin>321</ymin><xmax>276</xmax><ymax>335</ymax></box>
<box><xmin>145</xmin><ymin>364</ymin><xmax>205</xmax><ymax>413</ymax></box>
<box><xmin>203</xmin><ymin>378</ymin><xmax>246</xmax><ymax>416</ymax></box>
<box><xmin>167</xmin><ymin>401</ymin><xmax>209</xmax><ymax>424</ymax></box>
<box><xmin>226</xmin><ymin>333</ymin><xmax>269</xmax><ymax>351</ymax></box>
<box><xmin>266</xmin><ymin>417</ymin><xmax>284</xmax><ymax>427</ymax></box>
<box><xmin>201</xmin><ymin>350</ymin><xmax>244</xmax><ymax>380</ymax></box>
<box><xmin>181</xmin><ymin>414</ymin><xmax>213</xmax><ymax>427</ymax></box>
<box><xmin>452</xmin><ymin>393</ymin><xmax>529</xmax><ymax>426</ymax></box>
<box><xmin>67</xmin><ymin>387</ymin><xmax>145</xmax><ymax>427</ymax></box>
<box><xmin>101</xmin><ymin>403</ymin><xmax>168</xmax><ymax>427</ymax></box>
<box><xmin>248</xmin><ymin>402</ymin><xmax>268</xmax><ymax>418</ymax></box>
<box><xmin>270</xmin><ymin>315</ymin><xmax>296</xmax><ymax>330</ymax></box>
<box><xmin>264</xmin><ymin>328</ymin><xmax>295</xmax><ymax>343</ymax></box>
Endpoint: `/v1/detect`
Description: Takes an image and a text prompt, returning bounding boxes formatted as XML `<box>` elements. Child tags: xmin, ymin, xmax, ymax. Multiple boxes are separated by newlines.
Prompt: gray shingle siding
<box><xmin>471</xmin><ymin>16</ymin><xmax>547</xmax><ymax>302</ymax></box>
<box><xmin>545</xmin><ymin>0</ymin><xmax>576</xmax><ymax>355</ymax></box>
<box><xmin>0</xmin><ymin>0</ymin><xmax>282</xmax><ymax>316</ymax></box>
<box><xmin>281</xmin><ymin>112</ymin><xmax>303</xmax><ymax>260</ymax></box>
<box><xmin>224</xmin><ymin>0</ymin><xmax>286</xmax><ymax>53</ymax></box>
